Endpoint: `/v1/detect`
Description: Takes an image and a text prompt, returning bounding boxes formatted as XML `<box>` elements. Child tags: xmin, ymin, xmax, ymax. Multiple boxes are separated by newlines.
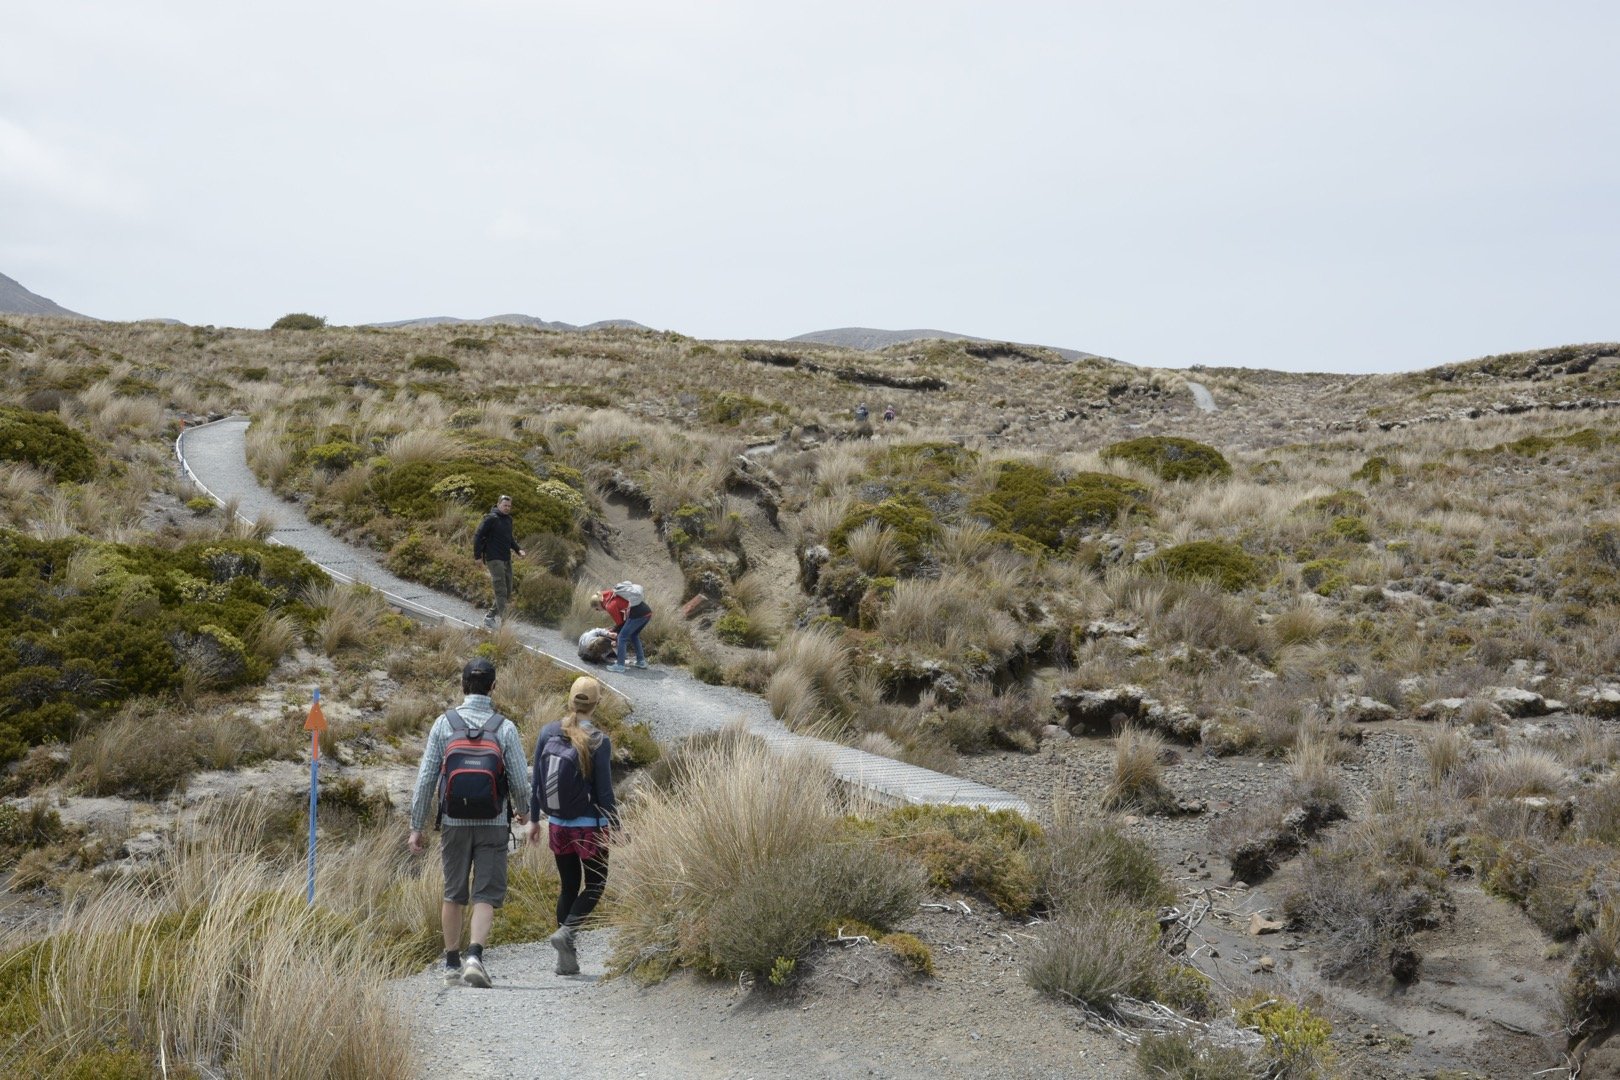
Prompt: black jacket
<box><xmin>473</xmin><ymin>507</ymin><xmax>522</xmax><ymax>562</ymax></box>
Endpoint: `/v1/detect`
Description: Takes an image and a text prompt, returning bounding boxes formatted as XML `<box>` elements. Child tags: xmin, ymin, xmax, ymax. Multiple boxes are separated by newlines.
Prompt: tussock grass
<box><xmin>4</xmin><ymin>798</ymin><xmax>419</xmax><ymax>1078</ymax></box>
<box><xmin>1101</xmin><ymin>725</ymin><xmax>1175</xmax><ymax>813</ymax></box>
<box><xmin>608</xmin><ymin>732</ymin><xmax>924</xmax><ymax>982</ymax></box>
<box><xmin>308</xmin><ymin>582</ymin><xmax>391</xmax><ymax>655</ymax></box>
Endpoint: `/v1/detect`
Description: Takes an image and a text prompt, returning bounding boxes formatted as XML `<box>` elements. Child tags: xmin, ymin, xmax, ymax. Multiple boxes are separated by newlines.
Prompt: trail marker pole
<box><xmin>304</xmin><ymin>689</ymin><xmax>327</xmax><ymax>904</ymax></box>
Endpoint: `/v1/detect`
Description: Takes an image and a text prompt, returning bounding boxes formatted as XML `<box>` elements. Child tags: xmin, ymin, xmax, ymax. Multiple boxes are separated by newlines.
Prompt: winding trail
<box><xmin>1187</xmin><ymin>380</ymin><xmax>1216</xmax><ymax>412</ymax></box>
<box><xmin>174</xmin><ymin>418</ymin><xmax>1128</xmax><ymax>1080</ymax></box>
<box><xmin>176</xmin><ymin>417</ymin><xmax>1027</xmax><ymax>813</ymax></box>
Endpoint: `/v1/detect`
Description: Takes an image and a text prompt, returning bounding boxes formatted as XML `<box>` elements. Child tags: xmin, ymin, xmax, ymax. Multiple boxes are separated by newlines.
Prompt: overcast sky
<box><xmin>3</xmin><ymin>2</ymin><xmax>1616</xmax><ymax>373</ymax></box>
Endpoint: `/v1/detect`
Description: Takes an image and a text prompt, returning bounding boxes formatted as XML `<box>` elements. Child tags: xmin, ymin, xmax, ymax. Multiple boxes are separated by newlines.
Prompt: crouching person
<box><xmin>577</xmin><ymin>626</ymin><xmax>618</xmax><ymax>665</ymax></box>
<box><xmin>408</xmin><ymin>657</ymin><xmax>531</xmax><ymax>988</ymax></box>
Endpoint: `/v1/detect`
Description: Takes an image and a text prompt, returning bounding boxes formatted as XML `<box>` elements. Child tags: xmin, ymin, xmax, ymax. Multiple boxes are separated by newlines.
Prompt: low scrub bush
<box><xmin>1283</xmin><ymin>814</ymin><xmax>1451</xmax><ymax>981</ymax></box>
<box><xmin>969</xmin><ymin>460</ymin><xmax>1150</xmax><ymax>552</ymax></box>
<box><xmin>1135</xmin><ymin>1032</ymin><xmax>1256</xmax><ymax>1080</ymax></box>
<box><xmin>0</xmin><ymin>406</ymin><xmax>96</xmax><ymax>481</ymax></box>
<box><xmin>1101</xmin><ymin>436</ymin><xmax>1231</xmax><ymax>482</ymax></box>
<box><xmin>270</xmin><ymin>312</ymin><xmax>326</xmax><ymax>330</ymax></box>
<box><xmin>1142</xmin><ymin>540</ymin><xmax>1261</xmax><ymax>592</ymax></box>
<box><xmin>1026</xmin><ymin>905</ymin><xmax>1162</xmax><ymax>1009</ymax></box>
<box><xmin>1033</xmin><ymin>808</ymin><xmax>1175</xmax><ymax>914</ymax></box>
<box><xmin>0</xmin><ymin>530</ymin><xmax>323</xmax><ymax>763</ymax></box>
<box><xmin>864</xmin><ymin>804</ymin><xmax>1042</xmax><ymax>915</ymax></box>
<box><xmin>408</xmin><ymin>353</ymin><xmax>458</xmax><ymax>374</ymax></box>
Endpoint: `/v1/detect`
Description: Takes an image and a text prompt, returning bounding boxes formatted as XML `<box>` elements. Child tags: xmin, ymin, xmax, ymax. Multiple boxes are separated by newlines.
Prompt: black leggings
<box><xmin>554</xmin><ymin>850</ymin><xmax>609</xmax><ymax>928</ymax></box>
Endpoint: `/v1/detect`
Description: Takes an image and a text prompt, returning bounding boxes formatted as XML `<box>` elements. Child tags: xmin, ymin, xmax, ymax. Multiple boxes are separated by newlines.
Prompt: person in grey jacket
<box><xmin>473</xmin><ymin>494</ymin><xmax>524</xmax><ymax>629</ymax></box>
<box><xmin>408</xmin><ymin>657</ymin><xmax>532</xmax><ymax>988</ymax></box>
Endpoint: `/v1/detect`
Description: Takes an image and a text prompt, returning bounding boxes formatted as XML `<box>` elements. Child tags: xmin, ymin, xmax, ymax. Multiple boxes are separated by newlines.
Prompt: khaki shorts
<box><xmin>439</xmin><ymin>824</ymin><xmax>510</xmax><ymax>906</ymax></box>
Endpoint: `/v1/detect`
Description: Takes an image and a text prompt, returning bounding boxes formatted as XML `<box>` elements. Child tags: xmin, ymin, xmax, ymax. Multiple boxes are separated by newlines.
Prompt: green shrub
<box><xmin>448</xmin><ymin>336</ymin><xmax>490</xmax><ymax>352</ymax></box>
<box><xmin>1352</xmin><ymin>455</ymin><xmax>1392</xmax><ymax>483</ymax></box>
<box><xmin>0</xmin><ymin>801</ymin><xmax>66</xmax><ymax>867</ymax></box>
<box><xmin>868</xmin><ymin>804</ymin><xmax>1043</xmax><ymax>914</ymax></box>
<box><xmin>304</xmin><ymin>440</ymin><xmax>365</xmax><ymax>473</ymax></box>
<box><xmin>879</xmin><ymin>931</ymin><xmax>934</xmax><ymax>976</ymax></box>
<box><xmin>186</xmin><ymin>496</ymin><xmax>216</xmax><ymax>515</ymax></box>
<box><xmin>829</xmin><ymin>497</ymin><xmax>938</xmax><ymax>571</ymax></box>
<box><xmin>270</xmin><ymin>312</ymin><xmax>326</xmax><ymax>330</ymax></box>
<box><xmin>408</xmin><ymin>354</ymin><xmax>458</xmax><ymax>374</ymax></box>
<box><xmin>1101</xmin><ymin>436</ymin><xmax>1231</xmax><ymax>482</ymax></box>
<box><xmin>0</xmin><ymin>406</ymin><xmax>96</xmax><ymax>481</ymax></box>
<box><xmin>1295</xmin><ymin>489</ymin><xmax>1369</xmax><ymax>519</ymax></box>
<box><xmin>0</xmin><ymin>531</ymin><xmax>323</xmax><ymax>763</ymax></box>
<box><xmin>701</xmin><ymin>391</ymin><xmax>780</xmax><ymax>426</ymax></box>
<box><xmin>969</xmin><ymin>461</ymin><xmax>1150</xmax><ymax>552</ymax></box>
<box><xmin>375</xmin><ymin>461</ymin><xmax>581</xmax><ymax>539</ymax></box>
<box><xmin>1236</xmin><ymin>994</ymin><xmax>1335</xmax><ymax>1078</ymax></box>
<box><xmin>1143</xmin><ymin>540</ymin><xmax>1260</xmax><ymax>592</ymax></box>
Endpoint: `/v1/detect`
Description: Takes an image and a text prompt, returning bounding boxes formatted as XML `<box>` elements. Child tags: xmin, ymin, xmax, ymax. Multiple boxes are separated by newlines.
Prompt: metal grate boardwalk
<box><xmin>177</xmin><ymin>417</ymin><xmax>1030</xmax><ymax>816</ymax></box>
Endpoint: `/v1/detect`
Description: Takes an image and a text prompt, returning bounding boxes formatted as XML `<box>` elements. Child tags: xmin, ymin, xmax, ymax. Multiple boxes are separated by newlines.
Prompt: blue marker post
<box><xmin>304</xmin><ymin>688</ymin><xmax>327</xmax><ymax>904</ymax></box>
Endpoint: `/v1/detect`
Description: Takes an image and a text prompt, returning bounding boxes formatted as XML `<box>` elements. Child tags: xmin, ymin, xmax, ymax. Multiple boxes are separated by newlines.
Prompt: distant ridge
<box><xmin>0</xmin><ymin>272</ymin><xmax>90</xmax><ymax>319</ymax></box>
<box><xmin>367</xmin><ymin>313</ymin><xmax>652</xmax><ymax>332</ymax></box>
<box><xmin>790</xmin><ymin>326</ymin><xmax>1104</xmax><ymax>362</ymax></box>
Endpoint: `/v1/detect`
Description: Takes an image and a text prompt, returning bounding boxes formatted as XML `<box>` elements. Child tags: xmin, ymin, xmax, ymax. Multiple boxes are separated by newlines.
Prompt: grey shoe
<box><xmin>461</xmin><ymin>953</ymin><xmax>492</xmax><ymax>988</ymax></box>
<box><xmin>482</xmin><ymin>613</ymin><xmax>498</xmax><ymax>630</ymax></box>
<box><xmin>550</xmin><ymin>925</ymin><xmax>579</xmax><ymax>975</ymax></box>
<box><xmin>631</xmin><ymin>660</ymin><xmax>649</xmax><ymax>669</ymax></box>
<box><xmin>442</xmin><ymin>963</ymin><xmax>463</xmax><ymax>987</ymax></box>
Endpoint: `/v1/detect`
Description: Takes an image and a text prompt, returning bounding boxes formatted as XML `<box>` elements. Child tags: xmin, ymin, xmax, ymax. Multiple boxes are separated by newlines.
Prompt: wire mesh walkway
<box><xmin>177</xmin><ymin>417</ymin><xmax>1030</xmax><ymax>815</ymax></box>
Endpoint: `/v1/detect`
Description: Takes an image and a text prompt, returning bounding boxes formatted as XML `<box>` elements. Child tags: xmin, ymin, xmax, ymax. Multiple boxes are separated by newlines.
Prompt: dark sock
<box><xmin>467</xmin><ymin>943</ymin><xmax>484</xmax><ymax>960</ymax></box>
<box><xmin>445</xmin><ymin>949</ymin><xmax>460</xmax><ymax>969</ymax></box>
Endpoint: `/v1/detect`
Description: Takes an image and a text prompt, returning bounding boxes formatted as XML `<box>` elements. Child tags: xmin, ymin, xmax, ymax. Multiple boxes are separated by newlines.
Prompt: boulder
<box><xmin>1487</xmin><ymin>686</ymin><xmax>1554</xmax><ymax>718</ymax></box>
<box><xmin>1335</xmin><ymin>695</ymin><xmax>1397</xmax><ymax>724</ymax></box>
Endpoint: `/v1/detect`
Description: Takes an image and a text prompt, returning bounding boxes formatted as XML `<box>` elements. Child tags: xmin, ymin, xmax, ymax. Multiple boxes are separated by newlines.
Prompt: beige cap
<box><xmin>570</xmin><ymin>676</ymin><xmax>601</xmax><ymax>709</ymax></box>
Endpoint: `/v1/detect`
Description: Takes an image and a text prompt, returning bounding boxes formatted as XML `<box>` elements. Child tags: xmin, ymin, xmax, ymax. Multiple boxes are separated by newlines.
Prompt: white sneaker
<box><xmin>461</xmin><ymin>953</ymin><xmax>491</xmax><ymax>988</ymax></box>
<box><xmin>442</xmin><ymin>963</ymin><xmax>463</xmax><ymax>987</ymax></box>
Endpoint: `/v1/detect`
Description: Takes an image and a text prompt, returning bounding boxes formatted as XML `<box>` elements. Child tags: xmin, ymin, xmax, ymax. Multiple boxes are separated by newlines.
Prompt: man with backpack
<box><xmin>473</xmin><ymin>494</ymin><xmax>524</xmax><ymax>629</ymax></box>
<box><xmin>407</xmin><ymin>657</ymin><xmax>532</xmax><ymax>988</ymax></box>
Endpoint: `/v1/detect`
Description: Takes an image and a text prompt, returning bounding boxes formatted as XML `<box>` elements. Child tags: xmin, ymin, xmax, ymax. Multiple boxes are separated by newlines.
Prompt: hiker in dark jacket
<box><xmin>527</xmin><ymin>676</ymin><xmax>618</xmax><ymax>975</ymax></box>
<box><xmin>472</xmin><ymin>494</ymin><xmax>524</xmax><ymax>629</ymax></box>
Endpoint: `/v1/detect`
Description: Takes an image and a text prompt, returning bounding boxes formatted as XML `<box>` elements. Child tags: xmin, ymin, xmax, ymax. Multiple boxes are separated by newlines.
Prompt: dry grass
<box><xmin>1101</xmin><ymin>725</ymin><xmax>1175</xmax><ymax>813</ymax></box>
<box><xmin>7</xmin><ymin>798</ymin><xmax>418</xmax><ymax>1078</ymax></box>
<box><xmin>608</xmin><ymin>731</ymin><xmax>924</xmax><ymax>981</ymax></box>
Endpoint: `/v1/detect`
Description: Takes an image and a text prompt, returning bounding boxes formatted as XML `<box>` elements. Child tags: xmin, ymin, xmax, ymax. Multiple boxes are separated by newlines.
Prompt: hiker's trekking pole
<box><xmin>304</xmin><ymin>689</ymin><xmax>327</xmax><ymax>904</ymax></box>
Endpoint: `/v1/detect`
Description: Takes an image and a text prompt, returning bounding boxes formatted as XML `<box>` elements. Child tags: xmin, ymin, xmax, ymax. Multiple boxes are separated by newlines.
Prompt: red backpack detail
<box><xmin>437</xmin><ymin>709</ymin><xmax>510</xmax><ymax>823</ymax></box>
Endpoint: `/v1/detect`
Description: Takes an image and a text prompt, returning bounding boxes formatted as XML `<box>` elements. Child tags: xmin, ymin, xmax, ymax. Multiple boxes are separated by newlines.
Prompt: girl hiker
<box><xmin>527</xmin><ymin>675</ymin><xmax>618</xmax><ymax>975</ymax></box>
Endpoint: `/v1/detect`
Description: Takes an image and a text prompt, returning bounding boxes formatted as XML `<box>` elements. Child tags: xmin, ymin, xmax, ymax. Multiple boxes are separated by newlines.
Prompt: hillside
<box><xmin>0</xmin><ymin>271</ymin><xmax>89</xmax><ymax>319</ymax></box>
<box><xmin>367</xmin><ymin>313</ymin><xmax>652</xmax><ymax>332</ymax></box>
<box><xmin>790</xmin><ymin>324</ymin><xmax>1104</xmax><ymax>362</ymax></box>
<box><xmin>5</xmin><ymin>314</ymin><xmax>1620</xmax><ymax>1077</ymax></box>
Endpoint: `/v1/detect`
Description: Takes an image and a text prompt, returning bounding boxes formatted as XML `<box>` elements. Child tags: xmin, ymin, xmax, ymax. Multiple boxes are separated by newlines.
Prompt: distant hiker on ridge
<box><xmin>853</xmin><ymin>402</ymin><xmax>870</xmax><ymax>423</ymax></box>
<box><xmin>473</xmin><ymin>494</ymin><xmax>524</xmax><ymax>629</ymax></box>
<box><xmin>407</xmin><ymin>657</ymin><xmax>531</xmax><ymax>989</ymax></box>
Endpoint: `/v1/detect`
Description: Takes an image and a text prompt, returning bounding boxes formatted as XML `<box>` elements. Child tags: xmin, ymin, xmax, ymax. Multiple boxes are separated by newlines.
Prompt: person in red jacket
<box><xmin>593</xmin><ymin>589</ymin><xmax>628</xmax><ymax>630</ymax></box>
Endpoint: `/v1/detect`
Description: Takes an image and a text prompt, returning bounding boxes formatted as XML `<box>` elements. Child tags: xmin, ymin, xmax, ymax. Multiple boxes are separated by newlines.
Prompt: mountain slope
<box><xmin>790</xmin><ymin>325</ymin><xmax>1104</xmax><ymax>362</ymax></box>
<box><xmin>0</xmin><ymin>272</ymin><xmax>89</xmax><ymax>319</ymax></box>
<box><xmin>367</xmin><ymin>313</ymin><xmax>651</xmax><ymax>332</ymax></box>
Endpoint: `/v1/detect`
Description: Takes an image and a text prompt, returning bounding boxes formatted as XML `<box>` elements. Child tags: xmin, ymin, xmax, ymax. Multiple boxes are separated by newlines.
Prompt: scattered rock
<box><xmin>1249</xmin><ymin>913</ymin><xmax>1285</xmax><ymax>936</ymax></box>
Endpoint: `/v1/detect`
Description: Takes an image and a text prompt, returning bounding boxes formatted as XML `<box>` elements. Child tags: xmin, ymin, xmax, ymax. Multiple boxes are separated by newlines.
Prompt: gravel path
<box><xmin>1187</xmin><ymin>381</ymin><xmax>1217</xmax><ymax>413</ymax></box>
<box><xmin>176</xmin><ymin>418</ymin><xmax>1023</xmax><ymax>811</ymax></box>
<box><xmin>174</xmin><ymin>418</ymin><xmax>1127</xmax><ymax>1080</ymax></box>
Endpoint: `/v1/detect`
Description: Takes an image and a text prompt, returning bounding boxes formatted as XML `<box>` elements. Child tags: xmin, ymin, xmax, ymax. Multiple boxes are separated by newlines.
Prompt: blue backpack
<box><xmin>538</xmin><ymin>727</ymin><xmax>596</xmax><ymax>819</ymax></box>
